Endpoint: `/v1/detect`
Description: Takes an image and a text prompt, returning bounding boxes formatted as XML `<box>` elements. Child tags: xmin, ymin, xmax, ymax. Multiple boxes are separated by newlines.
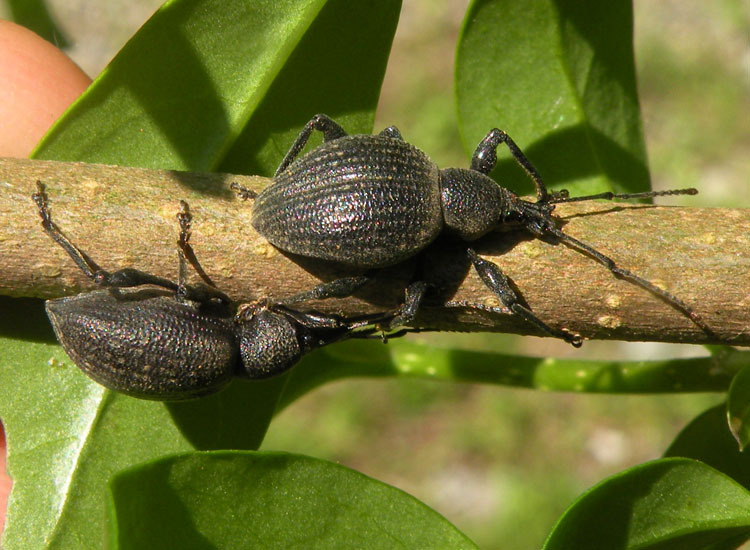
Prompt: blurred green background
<box><xmin>3</xmin><ymin>0</ymin><xmax>748</xmax><ymax>547</ymax></box>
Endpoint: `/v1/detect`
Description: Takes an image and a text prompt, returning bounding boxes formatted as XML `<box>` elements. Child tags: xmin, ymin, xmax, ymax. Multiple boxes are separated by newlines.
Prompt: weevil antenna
<box><xmin>548</xmin><ymin>188</ymin><xmax>698</xmax><ymax>205</ymax></box>
<box><xmin>546</xmin><ymin>225</ymin><xmax>717</xmax><ymax>339</ymax></box>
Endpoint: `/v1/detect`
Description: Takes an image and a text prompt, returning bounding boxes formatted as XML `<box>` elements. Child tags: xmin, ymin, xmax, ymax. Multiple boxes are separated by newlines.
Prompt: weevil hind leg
<box><xmin>275</xmin><ymin>114</ymin><xmax>348</xmax><ymax>176</ymax></box>
<box><xmin>32</xmin><ymin>181</ymin><xmax>180</xmax><ymax>293</ymax></box>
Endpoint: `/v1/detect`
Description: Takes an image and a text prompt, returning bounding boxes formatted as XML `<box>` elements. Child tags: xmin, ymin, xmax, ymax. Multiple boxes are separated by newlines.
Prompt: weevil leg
<box><xmin>229</xmin><ymin>182</ymin><xmax>257</xmax><ymax>201</ymax></box>
<box><xmin>545</xmin><ymin>226</ymin><xmax>719</xmax><ymax>340</ymax></box>
<box><xmin>281</xmin><ymin>278</ymin><xmax>430</xmax><ymax>331</ymax></box>
<box><xmin>275</xmin><ymin>114</ymin><xmax>348</xmax><ymax>176</ymax></box>
<box><xmin>378</xmin><ymin>125</ymin><xmax>404</xmax><ymax>140</ymax></box>
<box><xmin>273</xmin><ymin>305</ymin><xmax>398</xmax><ymax>332</ymax></box>
<box><xmin>470</xmin><ymin>129</ymin><xmax>550</xmax><ymax>203</ymax></box>
<box><xmin>381</xmin><ymin>281</ymin><xmax>431</xmax><ymax>330</ymax></box>
<box><xmin>274</xmin><ymin>302</ymin><xmax>418</xmax><ymax>337</ymax></box>
<box><xmin>266</xmin><ymin>304</ymin><xmax>411</xmax><ymax>356</ymax></box>
<box><xmin>467</xmin><ymin>248</ymin><xmax>583</xmax><ymax>347</ymax></box>
<box><xmin>280</xmin><ymin>275</ymin><xmax>371</xmax><ymax>305</ymax></box>
<box><xmin>174</xmin><ymin>200</ymin><xmax>232</xmax><ymax>304</ymax></box>
<box><xmin>32</xmin><ymin>181</ymin><xmax>180</xmax><ymax>292</ymax></box>
<box><xmin>270</xmin><ymin>305</ymin><xmax>350</xmax><ymax>330</ymax></box>
<box><xmin>278</xmin><ymin>276</ymin><xmax>428</xmax><ymax>334</ymax></box>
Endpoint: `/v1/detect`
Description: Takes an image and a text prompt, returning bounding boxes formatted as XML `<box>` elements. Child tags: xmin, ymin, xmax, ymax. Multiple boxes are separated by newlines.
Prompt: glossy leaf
<box><xmin>33</xmin><ymin>0</ymin><xmax>401</xmax><ymax>174</ymax></box>
<box><xmin>666</xmin><ymin>404</ymin><xmax>750</xmax><ymax>492</ymax></box>
<box><xmin>544</xmin><ymin>458</ymin><xmax>750</xmax><ymax>550</ymax></box>
<box><xmin>455</xmin><ymin>0</ymin><xmax>649</xmax><ymax>196</ymax></box>
<box><xmin>4</xmin><ymin>318</ymin><xmax>738</xmax><ymax>548</ymax></box>
<box><xmin>107</xmin><ymin>452</ymin><xmax>478</xmax><ymax>549</ymax></box>
<box><xmin>3</xmin><ymin>1</ymin><xmax>400</xmax><ymax>547</ymax></box>
<box><xmin>0</xmin><ymin>319</ymin><xmax>287</xmax><ymax>549</ymax></box>
<box><xmin>727</xmin><ymin>365</ymin><xmax>750</xmax><ymax>450</ymax></box>
<box><xmin>218</xmin><ymin>0</ymin><xmax>401</xmax><ymax>177</ymax></box>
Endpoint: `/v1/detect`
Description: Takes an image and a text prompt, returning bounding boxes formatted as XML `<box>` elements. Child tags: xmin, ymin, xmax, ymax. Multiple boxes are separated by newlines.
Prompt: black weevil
<box><xmin>33</xmin><ymin>182</ymin><xmax>404</xmax><ymax>400</ymax></box>
<box><xmin>233</xmin><ymin>114</ymin><xmax>717</xmax><ymax>346</ymax></box>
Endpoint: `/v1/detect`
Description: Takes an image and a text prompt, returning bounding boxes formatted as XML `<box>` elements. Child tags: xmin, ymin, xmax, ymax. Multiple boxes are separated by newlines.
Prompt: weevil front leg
<box><xmin>467</xmin><ymin>248</ymin><xmax>582</xmax><ymax>347</ymax></box>
<box><xmin>32</xmin><ymin>181</ymin><xmax>180</xmax><ymax>292</ymax></box>
<box><xmin>470</xmin><ymin>129</ymin><xmax>550</xmax><ymax>203</ymax></box>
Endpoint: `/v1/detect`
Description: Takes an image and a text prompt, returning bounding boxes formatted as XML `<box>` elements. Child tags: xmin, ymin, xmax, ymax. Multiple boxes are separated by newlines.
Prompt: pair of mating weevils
<box><xmin>36</xmin><ymin>114</ymin><xmax>716</xmax><ymax>401</ymax></box>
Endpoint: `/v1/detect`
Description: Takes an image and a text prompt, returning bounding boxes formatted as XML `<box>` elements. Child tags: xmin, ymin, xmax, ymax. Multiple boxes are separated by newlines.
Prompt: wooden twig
<box><xmin>1</xmin><ymin>157</ymin><xmax>748</xmax><ymax>345</ymax></box>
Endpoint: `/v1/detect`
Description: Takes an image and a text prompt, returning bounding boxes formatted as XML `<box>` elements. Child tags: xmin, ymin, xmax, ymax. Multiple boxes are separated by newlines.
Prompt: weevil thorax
<box><xmin>439</xmin><ymin>168</ymin><xmax>518</xmax><ymax>241</ymax></box>
<box><xmin>237</xmin><ymin>306</ymin><xmax>303</xmax><ymax>379</ymax></box>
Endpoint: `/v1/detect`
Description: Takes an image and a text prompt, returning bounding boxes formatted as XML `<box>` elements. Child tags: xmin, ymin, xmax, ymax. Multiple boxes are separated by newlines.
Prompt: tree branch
<box><xmin>1</xmin><ymin>157</ymin><xmax>747</xmax><ymax>345</ymax></box>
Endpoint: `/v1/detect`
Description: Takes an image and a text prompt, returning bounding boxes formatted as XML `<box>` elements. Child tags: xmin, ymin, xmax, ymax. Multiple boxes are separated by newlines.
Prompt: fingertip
<box><xmin>0</xmin><ymin>20</ymin><xmax>92</xmax><ymax>157</ymax></box>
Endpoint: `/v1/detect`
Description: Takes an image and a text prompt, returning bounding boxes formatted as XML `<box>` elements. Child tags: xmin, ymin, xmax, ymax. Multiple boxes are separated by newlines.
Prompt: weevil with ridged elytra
<box><xmin>233</xmin><ymin>114</ymin><xmax>717</xmax><ymax>346</ymax></box>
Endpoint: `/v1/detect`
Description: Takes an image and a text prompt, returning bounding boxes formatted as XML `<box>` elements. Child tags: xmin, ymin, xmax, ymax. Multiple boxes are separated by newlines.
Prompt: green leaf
<box><xmin>7</xmin><ymin>0</ymin><xmax>70</xmax><ymax>48</ymax></box>
<box><xmin>32</xmin><ymin>0</ymin><xmax>401</xmax><ymax>173</ymax></box>
<box><xmin>107</xmin><ymin>451</ymin><xmax>478</xmax><ymax>549</ymax></box>
<box><xmin>455</xmin><ymin>0</ymin><xmax>649</xmax><ymax>196</ymax></box>
<box><xmin>4</xmin><ymin>1</ymin><xmax>401</xmax><ymax>547</ymax></box>
<box><xmin>727</xmin><ymin>365</ymin><xmax>750</xmax><ymax>450</ymax></box>
<box><xmin>0</xmin><ymin>326</ymin><xmax>287</xmax><ymax>549</ymax></box>
<box><xmin>218</xmin><ymin>0</ymin><xmax>402</xmax><ymax>177</ymax></box>
<box><xmin>666</xmin><ymin>404</ymin><xmax>750</xmax><ymax>492</ymax></box>
<box><xmin>543</xmin><ymin>458</ymin><xmax>750</xmax><ymax>550</ymax></box>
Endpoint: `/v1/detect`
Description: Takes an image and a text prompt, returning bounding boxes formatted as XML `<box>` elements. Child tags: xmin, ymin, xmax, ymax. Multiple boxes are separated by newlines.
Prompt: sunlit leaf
<box><xmin>456</xmin><ymin>0</ymin><xmax>649</xmax><ymax>196</ymax></box>
<box><xmin>727</xmin><ymin>365</ymin><xmax>750</xmax><ymax>450</ymax></box>
<box><xmin>544</xmin><ymin>458</ymin><xmax>750</xmax><ymax>550</ymax></box>
<box><xmin>3</xmin><ymin>1</ymin><xmax>400</xmax><ymax>548</ymax></box>
<box><xmin>107</xmin><ymin>452</ymin><xmax>478</xmax><ymax>549</ymax></box>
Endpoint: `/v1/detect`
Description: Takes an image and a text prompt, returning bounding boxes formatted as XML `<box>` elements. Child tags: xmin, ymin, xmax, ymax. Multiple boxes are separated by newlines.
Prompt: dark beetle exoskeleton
<box><xmin>46</xmin><ymin>289</ymin><xmax>239</xmax><ymax>400</ymax></box>
<box><xmin>34</xmin><ymin>182</ymin><xmax>405</xmax><ymax>400</ymax></box>
<box><xmin>252</xmin><ymin>133</ymin><xmax>443</xmax><ymax>268</ymax></box>
<box><xmin>235</xmin><ymin>114</ymin><xmax>718</xmax><ymax>346</ymax></box>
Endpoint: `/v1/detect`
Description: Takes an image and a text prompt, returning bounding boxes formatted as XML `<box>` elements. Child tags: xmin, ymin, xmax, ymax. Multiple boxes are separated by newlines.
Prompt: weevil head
<box><xmin>439</xmin><ymin>167</ymin><xmax>519</xmax><ymax>241</ymax></box>
<box><xmin>235</xmin><ymin>303</ymin><xmax>357</xmax><ymax>379</ymax></box>
<box><xmin>440</xmin><ymin>167</ymin><xmax>560</xmax><ymax>240</ymax></box>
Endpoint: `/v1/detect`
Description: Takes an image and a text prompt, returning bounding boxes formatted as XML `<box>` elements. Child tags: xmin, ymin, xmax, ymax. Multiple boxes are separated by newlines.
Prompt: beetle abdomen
<box><xmin>252</xmin><ymin>135</ymin><xmax>442</xmax><ymax>268</ymax></box>
<box><xmin>46</xmin><ymin>290</ymin><xmax>238</xmax><ymax>400</ymax></box>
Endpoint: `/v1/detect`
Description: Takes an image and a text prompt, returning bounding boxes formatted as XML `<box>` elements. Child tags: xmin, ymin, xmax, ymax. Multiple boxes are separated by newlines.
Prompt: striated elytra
<box><xmin>235</xmin><ymin>114</ymin><xmax>718</xmax><ymax>346</ymax></box>
<box><xmin>252</xmin><ymin>131</ymin><xmax>443</xmax><ymax>268</ymax></box>
<box><xmin>46</xmin><ymin>290</ymin><xmax>239</xmax><ymax>400</ymax></box>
